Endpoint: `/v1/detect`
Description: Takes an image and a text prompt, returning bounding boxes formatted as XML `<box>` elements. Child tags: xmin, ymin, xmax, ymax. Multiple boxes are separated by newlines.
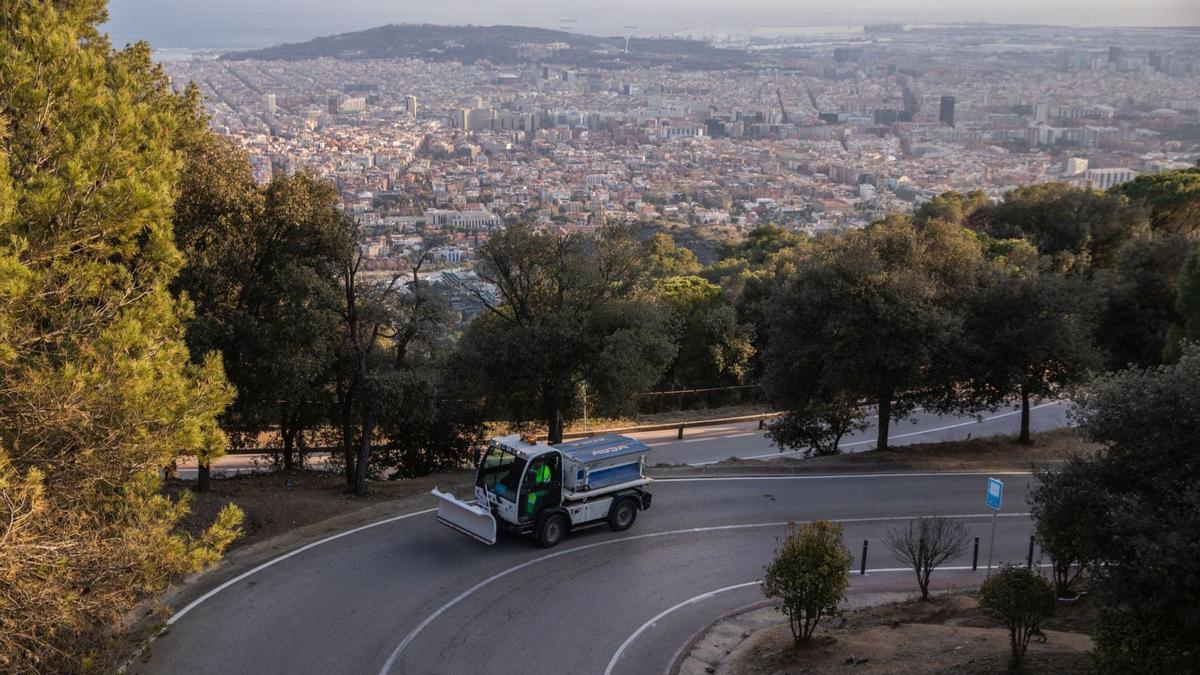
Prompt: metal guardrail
<box><xmin>537</xmin><ymin>411</ymin><xmax>785</xmax><ymax>442</ymax></box>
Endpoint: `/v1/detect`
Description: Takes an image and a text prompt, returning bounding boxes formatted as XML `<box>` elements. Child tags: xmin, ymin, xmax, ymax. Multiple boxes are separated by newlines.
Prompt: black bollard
<box><xmin>972</xmin><ymin>537</ymin><xmax>980</xmax><ymax>571</ymax></box>
<box><xmin>861</xmin><ymin>540</ymin><xmax>869</xmax><ymax>575</ymax></box>
<box><xmin>677</xmin><ymin>425</ymin><xmax>684</xmax><ymax>440</ymax></box>
<box><xmin>1027</xmin><ymin>535</ymin><xmax>1035</xmax><ymax>569</ymax></box>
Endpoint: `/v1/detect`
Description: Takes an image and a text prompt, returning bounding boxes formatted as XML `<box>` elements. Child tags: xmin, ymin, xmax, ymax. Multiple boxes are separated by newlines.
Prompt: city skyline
<box><xmin>105</xmin><ymin>0</ymin><xmax>1199</xmax><ymax>50</ymax></box>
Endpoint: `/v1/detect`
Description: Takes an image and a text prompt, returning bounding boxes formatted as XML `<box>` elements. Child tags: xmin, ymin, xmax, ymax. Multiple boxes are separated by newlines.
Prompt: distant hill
<box><xmin>220</xmin><ymin>23</ymin><xmax>750</xmax><ymax>70</ymax></box>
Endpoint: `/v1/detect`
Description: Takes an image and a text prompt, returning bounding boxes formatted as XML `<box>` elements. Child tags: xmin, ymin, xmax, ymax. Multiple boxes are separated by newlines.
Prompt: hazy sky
<box><xmin>105</xmin><ymin>0</ymin><xmax>1200</xmax><ymax>50</ymax></box>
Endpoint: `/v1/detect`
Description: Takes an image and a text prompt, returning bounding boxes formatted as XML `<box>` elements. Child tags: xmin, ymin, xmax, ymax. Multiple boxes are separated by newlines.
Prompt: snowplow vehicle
<box><xmin>431</xmin><ymin>434</ymin><xmax>653</xmax><ymax>548</ymax></box>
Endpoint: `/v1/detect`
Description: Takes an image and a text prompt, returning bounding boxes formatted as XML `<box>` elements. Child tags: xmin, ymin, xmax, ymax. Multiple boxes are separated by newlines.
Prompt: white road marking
<box><xmin>682</xmin><ymin>431</ymin><xmax>761</xmax><ymax>444</ymax></box>
<box><xmin>377</xmin><ymin>511</ymin><xmax>1031</xmax><ymax>674</ymax></box>
<box><xmin>605</xmin><ymin>580</ymin><xmax>762</xmax><ymax>675</ymax></box>
<box><xmin>165</xmin><ymin>508</ymin><xmax>436</xmax><ymax>626</ymax></box>
<box><xmin>611</xmin><ymin>559</ymin><xmax>1058</xmax><ymax>675</ymax></box>
<box><xmin>163</xmin><ymin>473</ymin><xmax>1032</xmax><ymax>631</ymax></box>
<box><xmin>737</xmin><ymin>401</ymin><xmax>1063</xmax><ymax>461</ymax></box>
<box><xmin>654</xmin><ymin>471</ymin><xmax>1033</xmax><ymax>482</ymax></box>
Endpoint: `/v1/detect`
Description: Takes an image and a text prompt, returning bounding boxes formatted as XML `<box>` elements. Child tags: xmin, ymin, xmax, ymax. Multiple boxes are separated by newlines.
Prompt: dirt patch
<box><xmin>168</xmin><ymin>469</ymin><xmax>475</xmax><ymax>551</ymax></box>
<box><xmin>656</xmin><ymin>429</ymin><xmax>1100</xmax><ymax>477</ymax></box>
<box><xmin>730</xmin><ymin>593</ymin><xmax>1095</xmax><ymax>674</ymax></box>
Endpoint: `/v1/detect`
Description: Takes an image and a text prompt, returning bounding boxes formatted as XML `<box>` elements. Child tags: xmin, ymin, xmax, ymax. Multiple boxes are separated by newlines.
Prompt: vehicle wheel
<box><xmin>608</xmin><ymin>497</ymin><xmax>638</xmax><ymax>532</ymax></box>
<box><xmin>537</xmin><ymin>512</ymin><xmax>568</xmax><ymax>548</ymax></box>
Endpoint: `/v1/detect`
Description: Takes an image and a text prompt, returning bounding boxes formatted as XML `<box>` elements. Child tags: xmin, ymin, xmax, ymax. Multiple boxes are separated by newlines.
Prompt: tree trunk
<box><xmin>343</xmin><ymin>424</ymin><xmax>356</xmax><ymax>486</ymax></box>
<box><xmin>545</xmin><ymin>384</ymin><xmax>565</xmax><ymax>444</ymax></box>
<box><xmin>354</xmin><ymin>407</ymin><xmax>374</xmax><ymax>497</ymax></box>
<box><xmin>546</xmin><ymin>373</ymin><xmax>574</xmax><ymax>445</ymax></box>
<box><xmin>547</xmin><ymin>406</ymin><xmax>564</xmax><ymax>445</ymax></box>
<box><xmin>336</xmin><ymin>373</ymin><xmax>356</xmax><ymax>486</ymax></box>
<box><xmin>1019</xmin><ymin>385</ymin><xmax>1032</xmax><ymax>445</ymax></box>
<box><xmin>196</xmin><ymin>462</ymin><xmax>211</xmax><ymax>493</ymax></box>
<box><xmin>877</xmin><ymin>393</ymin><xmax>892</xmax><ymax>451</ymax></box>
<box><xmin>281</xmin><ymin>414</ymin><xmax>295</xmax><ymax>472</ymax></box>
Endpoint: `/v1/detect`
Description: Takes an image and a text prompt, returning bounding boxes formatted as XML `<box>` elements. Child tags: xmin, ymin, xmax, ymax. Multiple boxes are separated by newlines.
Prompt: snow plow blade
<box><xmin>431</xmin><ymin>488</ymin><xmax>497</xmax><ymax>545</ymax></box>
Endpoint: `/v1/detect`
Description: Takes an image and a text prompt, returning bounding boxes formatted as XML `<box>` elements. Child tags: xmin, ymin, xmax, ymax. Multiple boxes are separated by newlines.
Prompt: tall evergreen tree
<box><xmin>957</xmin><ymin>254</ymin><xmax>1101</xmax><ymax>443</ymax></box>
<box><xmin>173</xmin><ymin>142</ymin><xmax>353</xmax><ymax>482</ymax></box>
<box><xmin>653</xmin><ymin>275</ymin><xmax>755</xmax><ymax>389</ymax></box>
<box><xmin>1165</xmin><ymin>242</ymin><xmax>1200</xmax><ymax>361</ymax></box>
<box><xmin>1110</xmin><ymin>166</ymin><xmax>1200</xmax><ymax>236</ymax></box>
<box><xmin>763</xmin><ymin>219</ymin><xmax>986</xmax><ymax>450</ymax></box>
<box><xmin>1</xmin><ymin>1</ymin><xmax>240</xmax><ymax>669</ymax></box>
<box><xmin>457</xmin><ymin>224</ymin><xmax>676</xmax><ymax>443</ymax></box>
<box><xmin>986</xmin><ymin>183</ymin><xmax>1146</xmax><ymax>271</ymax></box>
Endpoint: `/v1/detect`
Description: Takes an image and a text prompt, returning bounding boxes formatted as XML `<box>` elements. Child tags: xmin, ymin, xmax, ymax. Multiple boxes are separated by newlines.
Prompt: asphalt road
<box><xmin>180</xmin><ymin>400</ymin><xmax>1071</xmax><ymax>479</ymax></box>
<box><xmin>645</xmin><ymin>400</ymin><xmax>1072</xmax><ymax>466</ymax></box>
<box><xmin>138</xmin><ymin>473</ymin><xmax>1040</xmax><ymax>675</ymax></box>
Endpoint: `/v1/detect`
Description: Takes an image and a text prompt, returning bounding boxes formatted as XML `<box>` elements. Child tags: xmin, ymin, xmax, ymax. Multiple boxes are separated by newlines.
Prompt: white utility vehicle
<box><xmin>431</xmin><ymin>434</ymin><xmax>653</xmax><ymax>547</ymax></box>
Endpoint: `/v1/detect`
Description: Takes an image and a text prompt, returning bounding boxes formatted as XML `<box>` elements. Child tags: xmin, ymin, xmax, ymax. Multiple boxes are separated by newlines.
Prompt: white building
<box><xmin>1085</xmin><ymin>168</ymin><xmax>1137</xmax><ymax>190</ymax></box>
<box><xmin>338</xmin><ymin>97</ymin><xmax>366</xmax><ymax>113</ymax></box>
<box><xmin>424</xmin><ymin>208</ymin><xmax>502</xmax><ymax>230</ymax></box>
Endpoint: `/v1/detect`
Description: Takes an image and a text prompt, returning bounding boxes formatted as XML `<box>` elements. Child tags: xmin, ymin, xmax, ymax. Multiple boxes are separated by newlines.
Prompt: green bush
<box><xmin>980</xmin><ymin>564</ymin><xmax>1056</xmax><ymax>670</ymax></box>
<box><xmin>1029</xmin><ymin>459</ymin><xmax>1102</xmax><ymax>598</ymax></box>
<box><xmin>761</xmin><ymin>520</ymin><xmax>852</xmax><ymax>646</ymax></box>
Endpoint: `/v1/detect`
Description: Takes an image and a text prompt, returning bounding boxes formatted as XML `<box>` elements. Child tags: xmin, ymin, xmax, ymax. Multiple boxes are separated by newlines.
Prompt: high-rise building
<box><xmin>263</xmin><ymin>93</ymin><xmax>277</xmax><ymax>115</ymax></box>
<box><xmin>873</xmin><ymin>109</ymin><xmax>900</xmax><ymax>125</ymax></box>
<box><xmin>939</xmin><ymin>96</ymin><xmax>956</xmax><ymax>127</ymax></box>
<box><xmin>452</xmin><ymin>108</ymin><xmax>469</xmax><ymax>130</ymax></box>
<box><xmin>404</xmin><ymin>95</ymin><xmax>418</xmax><ymax>116</ymax></box>
<box><xmin>467</xmin><ymin>108</ymin><xmax>494</xmax><ymax>131</ymax></box>
<box><xmin>1085</xmin><ymin>167</ymin><xmax>1136</xmax><ymax>190</ymax></box>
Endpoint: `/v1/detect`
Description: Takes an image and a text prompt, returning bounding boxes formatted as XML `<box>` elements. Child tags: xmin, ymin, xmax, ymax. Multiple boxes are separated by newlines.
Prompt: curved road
<box><xmin>182</xmin><ymin>400</ymin><xmax>1071</xmax><ymax>478</ymax></box>
<box><xmin>139</xmin><ymin>472</ymin><xmax>1040</xmax><ymax>675</ymax></box>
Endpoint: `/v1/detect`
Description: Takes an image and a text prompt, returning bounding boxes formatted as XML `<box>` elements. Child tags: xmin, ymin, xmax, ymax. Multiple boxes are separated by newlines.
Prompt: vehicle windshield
<box><xmin>476</xmin><ymin>445</ymin><xmax>526</xmax><ymax>503</ymax></box>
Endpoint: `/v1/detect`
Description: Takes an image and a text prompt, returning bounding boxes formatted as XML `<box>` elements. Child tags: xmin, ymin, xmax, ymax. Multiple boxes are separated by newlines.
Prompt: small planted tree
<box><xmin>761</xmin><ymin>521</ymin><xmax>853</xmax><ymax>646</ymax></box>
<box><xmin>980</xmin><ymin>564</ymin><xmax>1056</xmax><ymax>670</ymax></box>
<box><xmin>884</xmin><ymin>517</ymin><xmax>970</xmax><ymax>600</ymax></box>
<box><xmin>1029</xmin><ymin>460</ymin><xmax>1102</xmax><ymax>598</ymax></box>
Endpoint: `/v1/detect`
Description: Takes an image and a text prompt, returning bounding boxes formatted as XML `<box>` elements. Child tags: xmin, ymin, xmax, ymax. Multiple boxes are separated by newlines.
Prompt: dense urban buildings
<box><xmin>163</xmin><ymin>23</ymin><xmax>1200</xmax><ymax>266</ymax></box>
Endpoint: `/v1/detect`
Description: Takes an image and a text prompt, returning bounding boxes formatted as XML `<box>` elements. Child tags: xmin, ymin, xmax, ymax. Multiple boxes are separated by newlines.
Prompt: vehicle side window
<box><xmin>520</xmin><ymin>455</ymin><xmax>561</xmax><ymax>518</ymax></box>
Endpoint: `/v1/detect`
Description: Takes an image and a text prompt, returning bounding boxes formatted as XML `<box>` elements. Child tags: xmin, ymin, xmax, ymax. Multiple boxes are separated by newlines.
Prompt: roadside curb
<box><xmin>669</xmin><ymin>589</ymin><xmax>961</xmax><ymax>675</ymax></box>
<box><xmin>667</xmin><ymin>599</ymin><xmax>776</xmax><ymax>675</ymax></box>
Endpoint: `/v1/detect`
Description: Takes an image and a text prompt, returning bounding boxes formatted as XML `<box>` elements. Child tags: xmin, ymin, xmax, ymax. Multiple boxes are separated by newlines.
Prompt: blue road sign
<box><xmin>986</xmin><ymin>477</ymin><xmax>1003</xmax><ymax>510</ymax></box>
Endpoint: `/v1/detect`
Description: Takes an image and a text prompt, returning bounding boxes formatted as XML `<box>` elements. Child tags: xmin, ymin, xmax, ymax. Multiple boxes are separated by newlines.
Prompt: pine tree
<box><xmin>1</xmin><ymin>2</ymin><xmax>241</xmax><ymax>670</ymax></box>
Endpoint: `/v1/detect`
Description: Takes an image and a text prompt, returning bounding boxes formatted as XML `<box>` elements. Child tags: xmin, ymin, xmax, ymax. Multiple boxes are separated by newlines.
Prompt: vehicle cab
<box><xmin>474</xmin><ymin>435</ymin><xmax>563</xmax><ymax>531</ymax></box>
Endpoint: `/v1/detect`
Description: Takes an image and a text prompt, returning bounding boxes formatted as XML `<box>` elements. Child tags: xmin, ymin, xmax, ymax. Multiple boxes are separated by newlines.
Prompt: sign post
<box><xmin>985</xmin><ymin>477</ymin><xmax>1003</xmax><ymax>577</ymax></box>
